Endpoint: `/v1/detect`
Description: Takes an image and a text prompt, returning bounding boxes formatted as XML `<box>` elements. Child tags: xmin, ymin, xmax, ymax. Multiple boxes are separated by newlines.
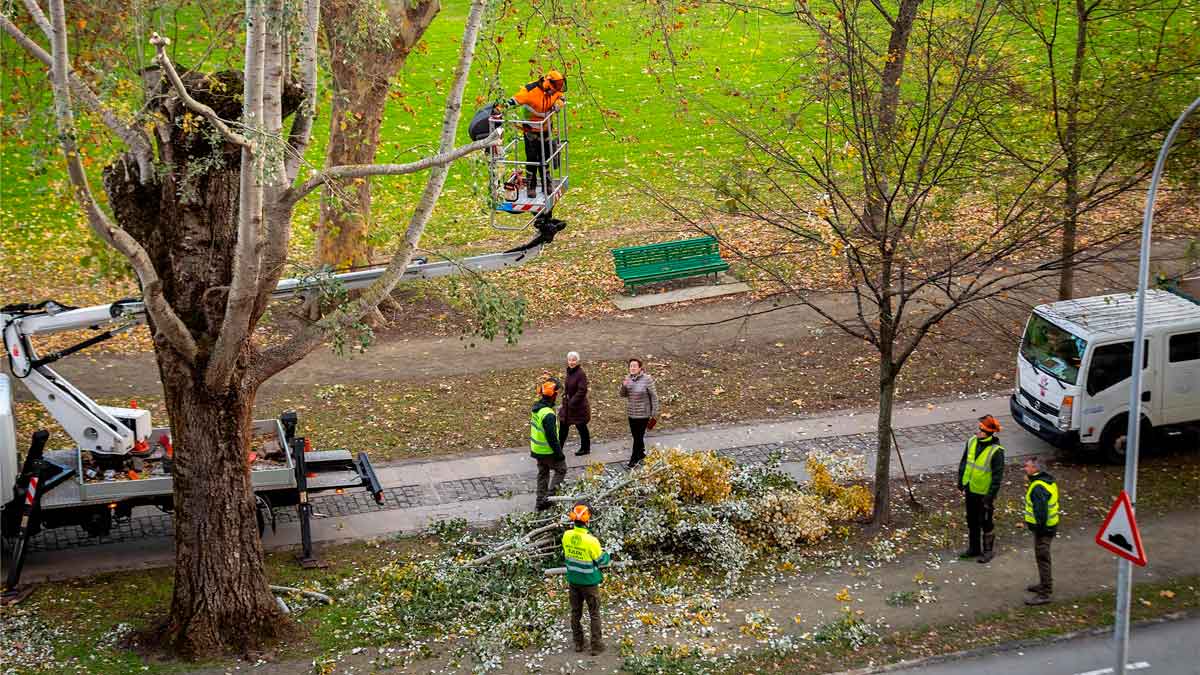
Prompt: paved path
<box><xmin>14</xmin><ymin>392</ymin><xmax>1065</xmax><ymax>583</ymax></box>
<box><xmin>889</xmin><ymin>616</ymin><xmax>1200</xmax><ymax>675</ymax></box>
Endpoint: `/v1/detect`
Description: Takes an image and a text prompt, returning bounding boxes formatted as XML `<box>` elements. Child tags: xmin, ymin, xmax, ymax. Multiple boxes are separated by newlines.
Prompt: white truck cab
<box><xmin>1010</xmin><ymin>289</ymin><xmax>1200</xmax><ymax>463</ymax></box>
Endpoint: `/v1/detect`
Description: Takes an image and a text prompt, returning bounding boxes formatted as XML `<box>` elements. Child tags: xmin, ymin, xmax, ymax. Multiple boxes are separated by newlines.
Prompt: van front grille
<box><xmin>1020</xmin><ymin>389</ymin><xmax>1060</xmax><ymax>417</ymax></box>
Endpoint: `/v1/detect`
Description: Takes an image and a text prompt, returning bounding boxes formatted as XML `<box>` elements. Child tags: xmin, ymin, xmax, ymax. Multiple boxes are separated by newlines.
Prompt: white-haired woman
<box><xmin>559</xmin><ymin>351</ymin><xmax>592</xmax><ymax>456</ymax></box>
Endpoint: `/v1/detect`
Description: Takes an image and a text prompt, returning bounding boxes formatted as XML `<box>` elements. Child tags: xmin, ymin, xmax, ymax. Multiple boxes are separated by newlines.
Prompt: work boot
<box><xmin>1025</xmin><ymin>593</ymin><xmax>1052</xmax><ymax>606</ymax></box>
<box><xmin>958</xmin><ymin>549</ymin><xmax>981</xmax><ymax>560</ymax></box>
<box><xmin>978</xmin><ymin>534</ymin><xmax>995</xmax><ymax>563</ymax></box>
<box><xmin>627</xmin><ymin>454</ymin><xmax>644</xmax><ymax>469</ymax></box>
<box><xmin>590</xmin><ymin>642</ymin><xmax>606</xmax><ymax>656</ymax></box>
<box><xmin>1026</xmin><ymin>583</ymin><xmax>1047</xmax><ymax>593</ymax></box>
<box><xmin>574</xmin><ymin>449</ymin><xmax>590</xmax><ymax>456</ymax></box>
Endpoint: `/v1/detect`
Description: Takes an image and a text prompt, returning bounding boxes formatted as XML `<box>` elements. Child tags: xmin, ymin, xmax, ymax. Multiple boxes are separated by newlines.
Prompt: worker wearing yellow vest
<box><xmin>956</xmin><ymin>415</ymin><xmax>1006</xmax><ymax>563</ymax></box>
<box><xmin>1022</xmin><ymin>455</ymin><xmax>1060</xmax><ymax>605</ymax></box>
<box><xmin>562</xmin><ymin>503</ymin><xmax>610</xmax><ymax>655</ymax></box>
<box><xmin>502</xmin><ymin>70</ymin><xmax>565</xmax><ymax>199</ymax></box>
<box><xmin>531</xmin><ymin>379</ymin><xmax>567</xmax><ymax>511</ymax></box>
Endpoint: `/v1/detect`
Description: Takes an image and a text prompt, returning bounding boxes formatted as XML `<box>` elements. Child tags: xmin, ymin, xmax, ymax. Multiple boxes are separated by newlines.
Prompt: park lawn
<box><xmin>0</xmin><ymin>1</ymin><xmax>808</xmax><ymax>306</ymax></box>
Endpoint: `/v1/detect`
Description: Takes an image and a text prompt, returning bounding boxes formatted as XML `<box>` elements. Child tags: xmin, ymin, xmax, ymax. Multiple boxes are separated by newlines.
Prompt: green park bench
<box><xmin>611</xmin><ymin>236</ymin><xmax>730</xmax><ymax>294</ymax></box>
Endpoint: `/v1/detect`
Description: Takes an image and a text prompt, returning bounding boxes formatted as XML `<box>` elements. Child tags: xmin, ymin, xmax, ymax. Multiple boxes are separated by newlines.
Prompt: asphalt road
<box><xmin>893</xmin><ymin>616</ymin><xmax>1200</xmax><ymax>675</ymax></box>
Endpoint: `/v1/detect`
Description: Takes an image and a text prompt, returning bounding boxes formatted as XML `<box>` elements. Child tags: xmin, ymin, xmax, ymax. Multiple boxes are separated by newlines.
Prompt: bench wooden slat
<box><xmin>610</xmin><ymin>236</ymin><xmax>729</xmax><ymax>290</ymax></box>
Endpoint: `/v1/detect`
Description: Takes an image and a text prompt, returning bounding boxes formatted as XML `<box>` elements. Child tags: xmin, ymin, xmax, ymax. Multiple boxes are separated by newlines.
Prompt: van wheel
<box><xmin>1099</xmin><ymin>416</ymin><xmax>1151</xmax><ymax>465</ymax></box>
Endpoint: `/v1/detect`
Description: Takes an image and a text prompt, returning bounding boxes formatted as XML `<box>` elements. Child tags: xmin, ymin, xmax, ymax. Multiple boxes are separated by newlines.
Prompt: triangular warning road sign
<box><xmin>1095</xmin><ymin>490</ymin><xmax>1147</xmax><ymax>567</ymax></box>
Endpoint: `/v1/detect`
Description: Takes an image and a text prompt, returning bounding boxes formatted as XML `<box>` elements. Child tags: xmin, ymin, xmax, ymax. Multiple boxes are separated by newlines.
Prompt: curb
<box><xmin>831</xmin><ymin>610</ymin><xmax>1196</xmax><ymax>674</ymax></box>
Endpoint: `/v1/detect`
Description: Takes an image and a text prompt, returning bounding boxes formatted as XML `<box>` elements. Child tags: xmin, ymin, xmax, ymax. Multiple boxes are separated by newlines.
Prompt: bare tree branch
<box><xmin>205</xmin><ymin>0</ymin><xmax>268</xmax><ymax>390</ymax></box>
<box><xmin>250</xmin><ymin>0</ymin><xmax>492</xmax><ymax>387</ymax></box>
<box><xmin>282</xmin><ymin>129</ymin><xmax>502</xmax><ymax>206</ymax></box>
<box><xmin>41</xmin><ymin>0</ymin><xmax>197</xmax><ymax>362</ymax></box>
<box><xmin>150</xmin><ymin>33</ymin><xmax>254</xmax><ymax>150</ymax></box>
<box><xmin>284</xmin><ymin>0</ymin><xmax>320</xmax><ymax>183</ymax></box>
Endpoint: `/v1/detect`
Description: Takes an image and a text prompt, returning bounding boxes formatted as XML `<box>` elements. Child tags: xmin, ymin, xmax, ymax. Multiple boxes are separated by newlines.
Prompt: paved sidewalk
<box><xmin>15</xmin><ymin>392</ymin><xmax>1057</xmax><ymax>582</ymax></box>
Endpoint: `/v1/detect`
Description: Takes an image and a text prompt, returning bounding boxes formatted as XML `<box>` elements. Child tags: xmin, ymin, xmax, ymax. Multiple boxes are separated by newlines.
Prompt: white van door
<box><xmin>1163</xmin><ymin>330</ymin><xmax>1200</xmax><ymax>425</ymax></box>
<box><xmin>1079</xmin><ymin>340</ymin><xmax>1152</xmax><ymax>441</ymax></box>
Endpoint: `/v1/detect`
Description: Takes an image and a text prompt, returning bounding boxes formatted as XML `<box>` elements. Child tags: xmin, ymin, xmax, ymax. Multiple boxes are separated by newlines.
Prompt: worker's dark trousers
<box><xmin>569</xmin><ymin>583</ymin><xmax>602</xmax><ymax>648</ymax></box>
<box><xmin>523</xmin><ymin>132</ymin><xmax>549</xmax><ymax>195</ymax></box>
<box><xmin>559</xmin><ymin>422</ymin><xmax>591</xmax><ymax>454</ymax></box>
<box><xmin>1033</xmin><ymin>531</ymin><xmax>1054</xmax><ymax>593</ymax></box>
<box><xmin>964</xmin><ymin>492</ymin><xmax>994</xmax><ymax>555</ymax></box>
<box><xmin>535</xmin><ymin>455</ymin><xmax>566</xmax><ymax>506</ymax></box>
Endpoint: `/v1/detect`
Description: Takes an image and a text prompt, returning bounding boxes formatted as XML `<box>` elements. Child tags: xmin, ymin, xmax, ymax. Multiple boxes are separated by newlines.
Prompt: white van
<box><xmin>1010</xmin><ymin>289</ymin><xmax>1200</xmax><ymax>463</ymax></box>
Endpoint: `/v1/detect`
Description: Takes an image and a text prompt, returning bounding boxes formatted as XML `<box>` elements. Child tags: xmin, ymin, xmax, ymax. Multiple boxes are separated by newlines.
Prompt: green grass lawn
<box><xmin>0</xmin><ymin>1</ymin><xmax>805</xmax><ymax>263</ymax></box>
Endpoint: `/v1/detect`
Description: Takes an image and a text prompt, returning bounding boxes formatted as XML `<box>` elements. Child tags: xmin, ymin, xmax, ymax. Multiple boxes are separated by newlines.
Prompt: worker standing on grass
<box><xmin>956</xmin><ymin>415</ymin><xmax>1005</xmax><ymax>563</ymax></box>
<box><xmin>502</xmin><ymin>70</ymin><xmax>565</xmax><ymax>200</ymax></box>
<box><xmin>531</xmin><ymin>379</ymin><xmax>567</xmax><ymax>511</ymax></box>
<box><xmin>1022</xmin><ymin>455</ymin><xmax>1060</xmax><ymax>605</ymax></box>
<box><xmin>562</xmin><ymin>503</ymin><xmax>609</xmax><ymax>655</ymax></box>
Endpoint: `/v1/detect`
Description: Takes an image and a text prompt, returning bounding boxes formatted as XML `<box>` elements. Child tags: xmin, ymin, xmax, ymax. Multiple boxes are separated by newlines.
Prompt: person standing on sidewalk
<box><xmin>559</xmin><ymin>351</ymin><xmax>592</xmax><ymax>456</ymax></box>
<box><xmin>619</xmin><ymin>357</ymin><xmax>659</xmax><ymax>468</ymax></box>
<box><xmin>530</xmin><ymin>380</ymin><xmax>566</xmax><ymax>511</ymax></box>
<box><xmin>956</xmin><ymin>415</ymin><xmax>1005</xmax><ymax>563</ymax></box>
<box><xmin>1022</xmin><ymin>456</ymin><xmax>1060</xmax><ymax>605</ymax></box>
<box><xmin>562</xmin><ymin>503</ymin><xmax>610</xmax><ymax>655</ymax></box>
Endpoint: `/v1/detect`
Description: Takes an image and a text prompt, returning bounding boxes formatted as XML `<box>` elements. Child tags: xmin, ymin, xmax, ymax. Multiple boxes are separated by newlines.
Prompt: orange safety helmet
<box><xmin>978</xmin><ymin>415</ymin><xmax>1001</xmax><ymax>434</ymax></box>
<box><xmin>569</xmin><ymin>503</ymin><xmax>591</xmax><ymax>524</ymax></box>
<box><xmin>543</xmin><ymin>69</ymin><xmax>565</xmax><ymax>91</ymax></box>
<box><xmin>539</xmin><ymin>380</ymin><xmax>559</xmax><ymax>398</ymax></box>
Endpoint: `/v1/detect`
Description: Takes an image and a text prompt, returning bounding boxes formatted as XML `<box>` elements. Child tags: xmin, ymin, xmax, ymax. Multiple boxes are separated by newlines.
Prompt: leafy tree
<box><xmin>318</xmin><ymin>0</ymin><xmax>439</xmax><ymax>270</ymax></box>
<box><xmin>1001</xmin><ymin>0</ymin><xmax>1200</xmax><ymax>299</ymax></box>
<box><xmin>661</xmin><ymin>0</ymin><xmax>1108</xmax><ymax>523</ymax></box>
<box><xmin>2</xmin><ymin>0</ymin><xmax>496</xmax><ymax>656</ymax></box>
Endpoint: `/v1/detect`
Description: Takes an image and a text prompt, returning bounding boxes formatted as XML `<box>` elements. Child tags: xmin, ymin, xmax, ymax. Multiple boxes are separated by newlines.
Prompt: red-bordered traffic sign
<box><xmin>1095</xmin><ymin>490</ymin><xmax>1147</xmax><ymax>567</ymax></box>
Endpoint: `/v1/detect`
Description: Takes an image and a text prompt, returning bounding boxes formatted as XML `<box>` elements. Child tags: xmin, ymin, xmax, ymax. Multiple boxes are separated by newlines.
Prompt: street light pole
<box><xmin>1113</xmin><ymin>94</ymin><xmax>1200</xmax><ymax>675</ymax></box>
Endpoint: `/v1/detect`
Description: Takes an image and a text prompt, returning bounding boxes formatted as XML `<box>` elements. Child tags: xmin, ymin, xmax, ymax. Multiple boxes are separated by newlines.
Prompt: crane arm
<box><xmin>1</xmin><ymin>245</ymin><xmax>546</xmax><ymax>455</ymax></box>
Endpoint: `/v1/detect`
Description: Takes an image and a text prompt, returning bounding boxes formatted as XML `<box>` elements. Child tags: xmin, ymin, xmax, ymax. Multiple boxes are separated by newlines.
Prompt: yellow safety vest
<box><xmin>1024</xmin><ymin>478</ymin><xmax>1060</xmax><ymax>528</ymax></box>
<box><xmin>962</xmin><ymin>436</ymin><xmax>1002</xmax><ymax>495</ymax></box>
<box><xmin>530</xmin><ymin>406</ymin><xmax>555</xmax><ymax>456</ymax></box>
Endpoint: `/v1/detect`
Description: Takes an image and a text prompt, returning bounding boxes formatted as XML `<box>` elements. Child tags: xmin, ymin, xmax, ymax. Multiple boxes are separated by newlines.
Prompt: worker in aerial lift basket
<box><xmin>501</xmin><ymin>70</ymin><xmax>565</xmax><ymax>200</ymax></box>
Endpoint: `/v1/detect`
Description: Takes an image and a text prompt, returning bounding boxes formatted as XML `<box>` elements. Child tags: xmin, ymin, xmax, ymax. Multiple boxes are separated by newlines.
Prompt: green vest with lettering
<box><xmin>961</xmin><ymin>436</ymin><xmax>1002</xmax><ymax>495</ymax></box>
<box><xmin>562</xmin><ymin>526</ymin><xmax>610</xmax><ymax>586</ymax></box>
<box><xmin>530</xmin><ymin>405</ymin><xmax>555</xmax><ymax>456</ymax></box>
<box><xmin>1024</xmin><ymin>477</ymin><xmax>1060</xmax><ymax>528</ymax></box>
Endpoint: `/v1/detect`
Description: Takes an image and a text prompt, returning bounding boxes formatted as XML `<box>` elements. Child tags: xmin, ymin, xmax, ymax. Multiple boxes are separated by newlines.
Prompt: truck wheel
<box><xmin>1099</xmin><ymin>416</ymin><xmax>1152</xmax><ymax>465</ymax></box>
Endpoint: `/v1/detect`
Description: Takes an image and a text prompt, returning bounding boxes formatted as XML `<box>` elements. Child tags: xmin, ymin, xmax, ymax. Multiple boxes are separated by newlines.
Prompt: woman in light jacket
<box><xmin>618</xmin><ymin>357</ymin><xmax>659</xmax><ymax>468</ymax></box>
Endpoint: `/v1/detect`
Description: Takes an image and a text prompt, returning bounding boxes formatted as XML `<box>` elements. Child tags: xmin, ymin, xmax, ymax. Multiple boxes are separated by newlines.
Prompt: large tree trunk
<box><xmin>102</xmin><ymin>67</ymin><xmax>296</xmax><ymax>657</ymax></box>
<box><xmin>318</xmin><ymin>0</ymin><xmax>439</xmax><ymax>269</ymax></box>
<box><xmin>157</xmin><ymin>366</ymin><xmax>279</xmax><ymax>658</ymax></box>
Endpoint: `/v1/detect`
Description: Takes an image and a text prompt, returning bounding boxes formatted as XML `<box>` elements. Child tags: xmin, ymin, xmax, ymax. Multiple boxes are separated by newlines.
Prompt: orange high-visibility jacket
<box><xmin>507</xmin><ymin>79</ymin><xmax>563</xmax><ymax>134</ymax></box>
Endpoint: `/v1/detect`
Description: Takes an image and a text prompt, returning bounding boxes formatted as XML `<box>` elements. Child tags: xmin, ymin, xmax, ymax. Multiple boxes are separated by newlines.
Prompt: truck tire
<box><xmin>1099</xmin><ymin>415</ymin><xmax>1152</xmax><ymax>465</ymax></box>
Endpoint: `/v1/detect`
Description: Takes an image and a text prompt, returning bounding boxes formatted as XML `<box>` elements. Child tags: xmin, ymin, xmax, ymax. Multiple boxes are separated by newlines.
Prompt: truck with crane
<box><xmin>0</xmin><ymin>243</ymin><xmax>554</xmax><ymax>600</ymax></box>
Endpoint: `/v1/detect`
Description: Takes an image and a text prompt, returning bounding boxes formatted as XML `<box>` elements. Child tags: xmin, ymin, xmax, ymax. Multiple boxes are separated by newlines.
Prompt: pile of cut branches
<box><xmin>469</xmin><ymin>447</ymin><xmax>872</xmax><ymax>586</ymax></box>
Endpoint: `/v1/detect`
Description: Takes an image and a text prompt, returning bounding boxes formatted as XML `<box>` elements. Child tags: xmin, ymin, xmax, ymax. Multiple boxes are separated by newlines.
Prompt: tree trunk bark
<box><xmin>318</xmin><ymin>0</ymin><xmax>439</xmax><ymax>269</ymax></box>
<box><xmin>1059</xmin><ymin>0</ymin><xmax>1089</xmax><ymax>301</ymax></box>
<box><xmin>873</xmin><ymin>353</ymin><xmax>897</xmax><ymax>525</ymax></box>
<box><xmin>101</xmin><ymin>66</ymin><xmax>302</xmax><ymax>658</ymax></box>
<box><xmin>157</xmin><ymin>360</ymin><xmax>283</xmax><ymax>658</ymax></box>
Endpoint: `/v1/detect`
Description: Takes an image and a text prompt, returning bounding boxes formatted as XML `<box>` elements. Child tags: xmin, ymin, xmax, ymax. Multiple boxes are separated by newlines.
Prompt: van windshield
<box><xmin>1020</xmin><ymin>313</ymin><xmax>1086</xmax><ymax>386</ymax></box>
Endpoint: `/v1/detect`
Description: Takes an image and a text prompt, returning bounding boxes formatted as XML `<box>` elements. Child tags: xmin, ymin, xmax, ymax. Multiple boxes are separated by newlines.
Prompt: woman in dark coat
<box><xmin>558</xmin><ymin>351</ymin><xmax>592</xmax><ymax>456</ymax></box>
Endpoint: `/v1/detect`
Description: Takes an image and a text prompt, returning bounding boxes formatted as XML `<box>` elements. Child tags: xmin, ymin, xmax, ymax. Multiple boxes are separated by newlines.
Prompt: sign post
<box><xmin>1112</xmin><ymin>95</ymin><xmax>1200</xmax><ymax>675</ymax></box>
